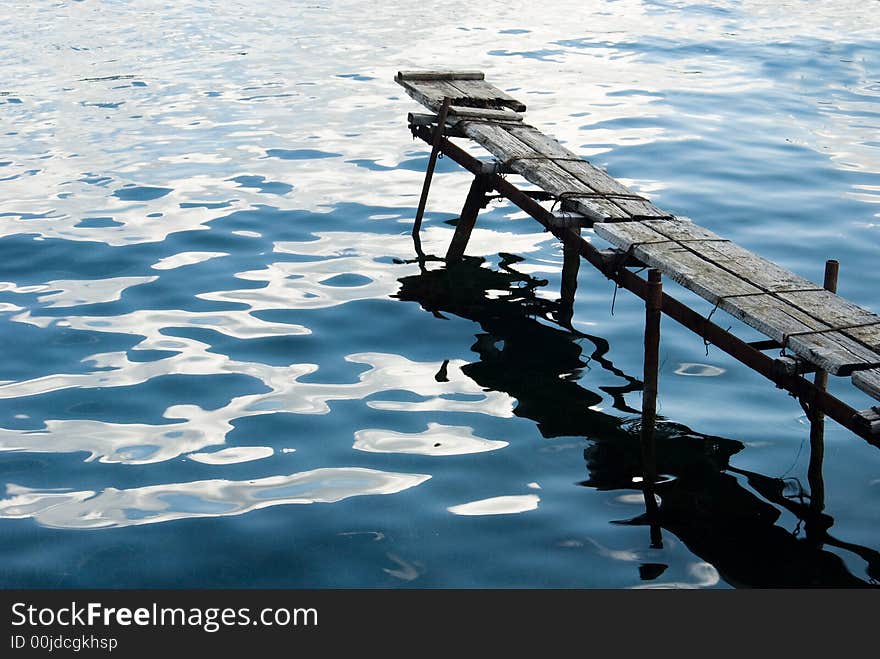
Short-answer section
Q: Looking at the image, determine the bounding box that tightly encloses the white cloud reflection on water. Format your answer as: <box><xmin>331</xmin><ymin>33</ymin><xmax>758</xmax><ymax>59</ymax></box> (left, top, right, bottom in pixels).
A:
<box><xmin>0</xmin><ymin>353</ymin><xmax>514</xmax><ymax>464</ymax></box>
<box><xmin>31</xmin><ymin>276</ymin><xmax>158</xmax><ymax>308</ymax></box>
<box><xmin>199</xmin><ymin>227</ymin><xmax>553</xmax><ymax>312</ymax></box>
<box><xmin>673</xmin><ymin>362</ymin><xmax>726</xmax><ymax>377</ymax></box>
<box><xmin>151</xmin><ymin>251</ymin><xmax>229</xmax><ymax>270</ymax></box>
<box><xmin>0</xmin><ymin>468</ymin><xmax>431</xmax><ymax>529</ymax></box>
<box><xmin>187</xmin><ymin>445</ymin><xmax>275</xmax><ymax>465</ymax></box>
<box><xmin>354</xmin><ymin>422</ymin><xmax>508</xmax><ymax>456</ymax></box>
<box><xmin>0</xmin><ymin>224</ymin><xmax>529</xmax><ymax>464</ymax></box>
<box><xmin>447</xmin><ymin>494</ymin><xmax>540</xmax><ymax>516</ymax></box>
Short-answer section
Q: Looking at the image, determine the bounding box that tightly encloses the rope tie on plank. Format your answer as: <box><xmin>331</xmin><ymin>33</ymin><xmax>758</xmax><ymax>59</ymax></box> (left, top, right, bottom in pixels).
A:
<box><xmin>501</xmin><ymin>156</ymin><xmax>587</xmax><ymax>167</ymax></box>
<box><xmin>607</xmin><ymin>241</ymin><xmax>672</xmax><ymax>315</ymax></box>
<box><xmin>780</xmin><ymin>319</ymin><xmax>880</xmax><ymax>354</ymax></box>
<box><xmin>700</xmin><ymin>289</ymin><xmax>827</xmax><ymax>357</ymax></box>
<box><xmin>550</xmin><ymin>190</ymin><xmax>663</xmax><ymax>221</ymax></box>
<box><xmin>604</xmin><ymin>240</ymin><xmax>674</xmax><ymax>279</ymax></box>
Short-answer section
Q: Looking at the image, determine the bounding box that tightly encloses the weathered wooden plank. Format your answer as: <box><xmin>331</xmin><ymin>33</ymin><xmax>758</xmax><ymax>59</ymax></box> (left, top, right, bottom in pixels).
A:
<box><xmin>642</xmin><ymin>219</ymin><xmax>823</xmax><ymax>293</ymax></box>
<box><xmin>853</xmin><ymin>369</ymin><xmax>880</xmax><ymax>401</ymax></box>
<box><xmin>407</xmin><ymin>112</ymin><xmax>467</xmax><ymax>137</ymax></box>
<box><xmin>597</xmin><ymin>248</ymin><xmax>643</xmax><ymax>269</ymax></box>
<box><xmin>854</xmin><ymin>407</ymin><xmax>880</xmax><ymax>434</ymax></box>
<box><xmin>461</xmin><ymin>122</ymin><xmax>626</xmax><ymax>220</ymax></box>
<box><xmin>396</xmin><ymin>71</ymin><xmax>485</xmax><ymax>81</ymax></box>
<box><xmin>396</xmin><ymin>75</ymin><xmax>526</xmax><ymax>113</ymax></box>
<box><xmin>462</xmin><ymin>120</ymin><xmax>532</xmax><ymax>158</ymax></box>
<box><xmin>730</xmin><ymin>295</ymin><xmax>880</xmax><ymax>375</ymax></box>
<box><xmin>596</xmin><ymin>220</ymin><xmax>764</xmax><ymax>302</ymax></box>
<box><xmin>595</xmin><ymin>220</ymin><xmax>880</xmax><ymax>375</ymax></box>
<box><xmin>446</xmin><ymin>79</ymin><xmax>526</xmax><ymax>112</ymax></box>
<box><xmin>397</xmin><ymin>79</ymin><xmax>468</xmax><ymax>112</ymax></box>
<box><xmin>777</xmin><ymin>289</ymin><xmax>880</xmax><ymax>353</ymax></box>
<box><xmin>447</xmin><ymin>106</ymin><xmax>523</xmax><ymax>121</ymax></box>
<box><xmin>641</xmin><ymin>218</ymin><xmax>880</xmax><ymax>358</ymax></box>
<box><xmin>504</xmin><ymin>124</ymin><xmax>578</xmax><ymax>159</ymax></box>
<box><xmin>637</xmin><ymin>217</ymin><xmax>723</xmax><ymax>241</ymax></box>
<box><xmin>524</xmin><ymin>160</ymin><xmax>631</xmax><ymax>220</ymax></box>
<box><xmin>547</xmin><ymin>212</ymin><xmax>592</xmax><ymax>228</ymax></box>
<box><xmin>506</xmin><ymin>125</ymin><xmax>666</xmax><ymax>218</ymax></box>
<box><xmin>774</xmin><ymin>355</ymin><xmax>818</xmax><ymax>376</ymax></box>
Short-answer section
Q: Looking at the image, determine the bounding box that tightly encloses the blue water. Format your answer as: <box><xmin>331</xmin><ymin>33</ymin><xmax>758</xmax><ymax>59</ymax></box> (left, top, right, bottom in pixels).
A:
<box><xmin>1</xmin><ymin>0</ymin><xmax>879</xmax><ymax>588</ymax></box>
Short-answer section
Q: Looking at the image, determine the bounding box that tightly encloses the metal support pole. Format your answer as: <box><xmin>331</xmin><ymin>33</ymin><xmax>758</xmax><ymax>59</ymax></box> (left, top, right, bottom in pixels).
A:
<box><xmin>641</xmin><ymin>269</ymin><xmax>663</xmax><ymax>549</ymax></box>
<box><xmin>808</xmin><ymin>259</ymin><xmax>839</xmax><ymax>520</ymax></box>
<box><xmin>556</xmin><ymin>228</ymin><xmax>581</xmax><ymax>329</ymax></box>
<box><xmin>445</xmin><ymin>174</ymin><xmax>490</xmax><ymax>262</ymax></box>
<box><xmin>412</xmin><ymin>97</ymin><xmax>452</xmax><ymax>238</ymax></box>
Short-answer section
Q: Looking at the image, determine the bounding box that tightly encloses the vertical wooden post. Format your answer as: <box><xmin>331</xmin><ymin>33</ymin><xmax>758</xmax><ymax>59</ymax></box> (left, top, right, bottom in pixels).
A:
<box><xmin>822</xmin><ymin>259</ymin><xmax>840</xmax><ymax>297</ymax></box>
<box><xmin>556</xmin><ymin>228</ymin><xmax>581</xmax><ymax>328</ymax></box>
<box><xmin>641</xmin><ymin>269</ymin><xmax>663</xmax><ymax>548</ymax></box>
<box><xmin>412</xmin><ymin>97</ymin><xmax>452</xmax><ymax>238</ymax></box>
<box><xmin>808</xmin><ymin>259</ymin><xmax>838</xmax><ymax>520</ymax></box>
<box><xmin>445</xmin><ymin>174</ymin><xmax>490</xmax><ymax>262</ymax></box>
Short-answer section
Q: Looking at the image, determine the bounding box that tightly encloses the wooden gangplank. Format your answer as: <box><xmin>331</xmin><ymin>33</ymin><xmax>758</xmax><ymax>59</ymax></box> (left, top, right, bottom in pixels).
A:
<box><xmin>395</xmin><ymin>71</ymin><xmax>880</xmax><ymax>412</ymax></box>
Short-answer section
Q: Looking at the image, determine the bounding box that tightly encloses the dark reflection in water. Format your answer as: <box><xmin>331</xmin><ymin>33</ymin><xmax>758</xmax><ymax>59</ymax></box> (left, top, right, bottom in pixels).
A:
<box><xmin>396</xmin><ymin>253</ymin><xmax>878</xmax><ymax>588</ymax></box>
<box><xmin>398</xmin><ymin>254</ymin><xmax>641</xmax><ymax>440</ymax></box>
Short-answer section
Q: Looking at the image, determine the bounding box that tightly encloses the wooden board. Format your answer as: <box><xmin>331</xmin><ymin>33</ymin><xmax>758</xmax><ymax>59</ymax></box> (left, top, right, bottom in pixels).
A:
<box><xmin>461</xmin><ymin>121</ymin><xmax>631</xmax><ymax>221</ymax></box>
<box><xmin>396</xmin><ymin>71</ymin><xmax>484</xmax><ymax>81</ymax></box>
<box><xmin>397</xmin><ymin>70</ymin><xmax>667</xmax><ymax>220</ymax></box>
<box><xmin>446</xmin><ymin>78</ymin><xmax>527</xmax><ymax>112</ymax></box>
<box><xmin>777</xmin><ymin>289</ymin><xmax>880</xmax><ymax>353</ymax></box>
<box><xmin>853</xmin><ymin>368</ymin><xmax>880</xmax><ymax>400</ymax></box>
<box><xmin>641</xmin><ymin>219</ymin><xmax>824</xmax><ymax>292</ymax></box>
<box><xmin>459</xmin><ymin>121</ymin><xmax>667</xmax><ymax>220</ymax></box>
<box><xmin>395</xmin><ymin>72</ymin><xmax>526</xmax><ymax>112</ymax></box>
<box><xmin>505</xmin><ymin>125</ymin><xmax>666</xmax><ymax>218</ymax></box>
<box><xmin>638</xmin><ymin>220</ymin><xmax>880</xmax><ymax>354</ymax></box>
<box><xmin>595</xmin><ymin>219</ymin><xmax>880</xmax><ymax>376</ymax></box>
<box><xmin>447</xmin><ymin>106</ymin><xmax>523</xmax><ymax>122</ymax></box>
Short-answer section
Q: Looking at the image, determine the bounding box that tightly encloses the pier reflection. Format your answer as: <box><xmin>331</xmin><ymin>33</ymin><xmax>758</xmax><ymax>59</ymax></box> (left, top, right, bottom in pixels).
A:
<box><xmin>396</xmin><ymin>253</ymin><xmax>879</xmax><ymax>587</ymax></box>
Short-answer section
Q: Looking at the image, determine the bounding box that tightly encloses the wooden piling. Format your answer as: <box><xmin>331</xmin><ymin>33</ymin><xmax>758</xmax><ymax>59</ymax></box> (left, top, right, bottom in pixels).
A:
<box><xmin>823</xmin><ymin>259</ymin><xmax>840</xmax><ymax>295</ymax></box>
<box><xmin>445</xmin><ymin>174</ymin><xmax>490</xmax><ymax>262</ymax></box>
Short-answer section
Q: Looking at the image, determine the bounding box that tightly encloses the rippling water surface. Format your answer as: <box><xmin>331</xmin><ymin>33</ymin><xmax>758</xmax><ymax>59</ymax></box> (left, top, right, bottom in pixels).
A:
<box><xmin>1</xmin><ymin>1</ymin><xmax>879</xmax><ymax>587</ymax></box>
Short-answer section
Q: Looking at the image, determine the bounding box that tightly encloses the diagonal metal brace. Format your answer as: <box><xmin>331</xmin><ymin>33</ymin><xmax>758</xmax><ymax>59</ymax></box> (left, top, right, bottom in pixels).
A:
<box><xmin>412</xmin><ymin>97</ymin><xmax>452</xmax><ymax>238</ymax></box>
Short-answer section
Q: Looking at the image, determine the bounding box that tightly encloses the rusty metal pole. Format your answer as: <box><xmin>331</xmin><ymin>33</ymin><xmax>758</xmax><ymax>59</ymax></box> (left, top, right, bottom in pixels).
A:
<box><xmin>809</xmin><ymin>259</ymin><xmax>839</xmax><ymax>519</ymax></box>
<box><xmin>412</xmin><ymin>97</ymin><xmax>452</xmax><ymax>238</ymax></box>
<box><xmin>556</xmin><ymin>228</ymin><xmax>581</xmax><ymax>329</ymax></box>
<box><xmin>641</xmin><ymin>269</ymin><xmax>663</xmax><ymax>548</ymax></box>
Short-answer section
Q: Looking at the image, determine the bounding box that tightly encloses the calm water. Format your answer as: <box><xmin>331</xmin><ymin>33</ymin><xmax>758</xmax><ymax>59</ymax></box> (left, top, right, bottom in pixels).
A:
<box><xmin>1</xmin><ymin>0</ymin><xmax>879</xmax><ymax>588</ymax></box>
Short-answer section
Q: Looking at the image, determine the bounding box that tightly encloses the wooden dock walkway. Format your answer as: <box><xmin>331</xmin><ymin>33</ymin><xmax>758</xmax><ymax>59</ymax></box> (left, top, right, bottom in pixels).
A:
<box><xmin>395</xmin><ymin>70</ymin><xmax>880</xmax><ymax>442</ymax></box>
